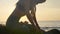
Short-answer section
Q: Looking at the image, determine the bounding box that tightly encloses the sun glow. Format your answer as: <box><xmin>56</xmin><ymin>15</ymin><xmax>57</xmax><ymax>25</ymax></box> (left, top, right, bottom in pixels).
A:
<box><xmin>0</xmin><ymin>0</ymin><xmax>60</xmax><ymax>22</ymax></box>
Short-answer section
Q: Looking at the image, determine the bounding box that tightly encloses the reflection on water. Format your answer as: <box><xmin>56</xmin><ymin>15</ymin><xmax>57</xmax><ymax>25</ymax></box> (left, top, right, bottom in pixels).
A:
<box><xmin>38</xmin><ymin>21</ymin><xmax>60</xmax><ymax>27</ymax></box>
<box><xmin>38</xmin><ymin>21</ymin><xmax>60</xmax><ymax>31</ymax></box>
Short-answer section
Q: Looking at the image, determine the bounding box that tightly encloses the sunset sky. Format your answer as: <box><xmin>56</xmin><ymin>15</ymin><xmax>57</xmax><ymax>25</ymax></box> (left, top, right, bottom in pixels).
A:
<box><xmin>0</xmin><ymin>0</ymin><xmax>60</xmax><ymax>22</ymax></box>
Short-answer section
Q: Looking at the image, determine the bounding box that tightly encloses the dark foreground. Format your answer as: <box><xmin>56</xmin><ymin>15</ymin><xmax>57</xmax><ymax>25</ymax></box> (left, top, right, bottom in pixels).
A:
<box><xmin>0</xmin><ymin>22</ymin><xmax>60</xmax><ymax>34</ymax></box>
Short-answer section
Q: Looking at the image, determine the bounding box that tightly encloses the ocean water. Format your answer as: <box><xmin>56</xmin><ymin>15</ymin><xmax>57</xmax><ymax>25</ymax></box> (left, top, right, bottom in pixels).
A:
<box><xmin>41</xmin><ymin>27</ymin><xmax>60</xmax><ymax>31</ymax></box>
<box><xmin>38</xmin><ymin>21</ymin><xmax>60</xmax><ymax>31</ymax></box>
<box><xmin>0</xmin><ymin>21</ymin><xmax>60</xmax><ymax>31</ymax></box>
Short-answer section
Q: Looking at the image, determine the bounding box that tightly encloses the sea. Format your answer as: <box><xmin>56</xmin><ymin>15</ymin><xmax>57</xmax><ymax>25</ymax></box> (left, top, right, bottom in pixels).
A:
<box><xmin>38</xmin><ymin>21</ymin><xmax>60</xmax><ymax>31</ymax></box>
<box><xmin>0</xmin><ymin>21</ymin><xmax>60</xmax><ymax>31</ymax></box>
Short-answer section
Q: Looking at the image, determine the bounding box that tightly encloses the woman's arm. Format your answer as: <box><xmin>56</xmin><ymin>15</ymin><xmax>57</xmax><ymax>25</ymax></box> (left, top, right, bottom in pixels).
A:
<box><xmin>31</xmin><ymin>6</ymin><xmax>40</xmax><ymax>30</ymax></box>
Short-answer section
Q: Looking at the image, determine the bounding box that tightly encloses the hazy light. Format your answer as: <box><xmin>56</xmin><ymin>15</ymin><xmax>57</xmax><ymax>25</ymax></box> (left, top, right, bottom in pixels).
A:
<box><xmin>0</xmin><ymin>0</ymin><xmax>60</xmax><ymax>22</ymax></box>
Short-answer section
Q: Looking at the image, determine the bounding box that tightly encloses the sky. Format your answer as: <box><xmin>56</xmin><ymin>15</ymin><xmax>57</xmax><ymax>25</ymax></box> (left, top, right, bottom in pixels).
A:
<box><xmin>0</xmin><ymin>0</ymin><xmax>60</xmax><ymax>22</ymax></box>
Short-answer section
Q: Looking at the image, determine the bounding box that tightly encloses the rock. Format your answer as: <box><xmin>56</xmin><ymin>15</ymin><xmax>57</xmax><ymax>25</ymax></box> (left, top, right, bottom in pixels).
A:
<box><xmin>46</xmin><ymin>29</ymin><xmax>60</xmax><ymax>34</ymax></box>
<box><xmin>0</xmin><ymin>24</ymin><xmax>8</xmax><ymax>34</ymax></box>
<box><xmin>0</xmin><ymin>21</ymin><xmax>44</xmax><ymax>34</ymax></box>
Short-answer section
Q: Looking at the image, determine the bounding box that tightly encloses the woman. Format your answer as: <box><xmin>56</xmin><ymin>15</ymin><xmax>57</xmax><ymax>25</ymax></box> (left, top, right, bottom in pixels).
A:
<box><xmin>6</xmin><ymin>0</ymin><xmax>46</xmax><ymax>34</ymax></box>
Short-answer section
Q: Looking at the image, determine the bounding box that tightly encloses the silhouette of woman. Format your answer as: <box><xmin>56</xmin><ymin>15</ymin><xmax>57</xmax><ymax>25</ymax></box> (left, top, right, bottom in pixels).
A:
<box><xmin>6</xmin><ymin>0</ymin><xmax>46</xmax><ymax>33</ymax></box>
